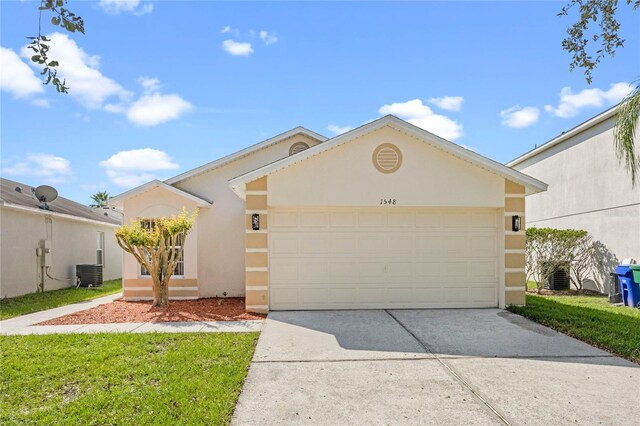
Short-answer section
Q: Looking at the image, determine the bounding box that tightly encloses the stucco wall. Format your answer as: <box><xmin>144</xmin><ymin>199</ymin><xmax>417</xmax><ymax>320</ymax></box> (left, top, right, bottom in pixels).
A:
<box><xmin>269</xmin><ymin>125</ymin><xmax>505</xmax><ymax>208</ymax></box>
<box><xmin>512</xmin><ymin>115</ymin><xmax>640</xmax><ymax>292</ymax></box>
<box><xmin>121</xmin><ymin>133</ymin><xmax>322</xmax><ymax>298</ymax></box>
<box><xmin>0</xmin><ymin>207</ymin><xmax>121</xmax><ymax>298</ymax></box>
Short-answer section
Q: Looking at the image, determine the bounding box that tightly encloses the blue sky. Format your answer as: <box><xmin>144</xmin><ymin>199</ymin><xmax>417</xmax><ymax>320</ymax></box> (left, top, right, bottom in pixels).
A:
<box><xmin>1</xmin><ymin>1</ymin><xmax>639</xmax><ymax>204</ymax></box>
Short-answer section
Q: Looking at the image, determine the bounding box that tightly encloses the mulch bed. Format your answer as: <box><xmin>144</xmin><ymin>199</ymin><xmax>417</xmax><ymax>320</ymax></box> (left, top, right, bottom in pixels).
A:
<box><xmin>38</xmin><ymin>297</ymin><xmax>265</xmax><ymax>325</ymax></box>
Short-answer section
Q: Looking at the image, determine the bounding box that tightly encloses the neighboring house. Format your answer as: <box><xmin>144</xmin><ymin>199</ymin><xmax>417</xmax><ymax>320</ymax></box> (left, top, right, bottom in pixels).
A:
<box><xmin>507</xmin><ymin>105</ymin><xmax>640</xmax><ymax>293</ymax></box>
<box><xmin>110</xmin><ymin>115</ymin><xmax>547</xmax><ymax>313</ymax></box>
<box><xmin>0</xmin><ymin>178</ymin><xmax>122</xmax><ymax>298</ymax></box>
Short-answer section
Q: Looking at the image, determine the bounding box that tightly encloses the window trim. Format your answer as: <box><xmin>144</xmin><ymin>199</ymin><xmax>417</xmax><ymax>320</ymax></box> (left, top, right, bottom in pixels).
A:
<box><xmin>138</xmin><ymin>218</ymin><xmax>185</xmax><ymax>278</ymax></box>
<box><xmin>96</xmin><ymin>231</ymin><xmax>105</xmax><ymax>266</ymax></box>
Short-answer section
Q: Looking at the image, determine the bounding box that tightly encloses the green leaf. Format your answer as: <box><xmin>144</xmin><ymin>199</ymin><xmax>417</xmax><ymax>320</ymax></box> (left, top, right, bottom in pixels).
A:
<box><xmin>31</xmin><ymin>55</ymin><xmax>41</xmax><ymax>62</ymax></box>
<box><xmin>51</xmin><ymin>16</ymin><xmax>61</xmax><ymax>26</ymax></box>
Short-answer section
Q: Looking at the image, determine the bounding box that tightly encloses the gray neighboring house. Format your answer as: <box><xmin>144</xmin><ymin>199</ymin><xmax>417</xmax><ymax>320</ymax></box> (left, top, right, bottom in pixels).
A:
<box><xmin>507</xmin><ymin>105</ymin><xmax>640</xmax><ymax>293</ymax></box>
<box><xmin>0</xmin><ymin>178</ymin><xmax>122</xmax><ymax>298</ymax></box>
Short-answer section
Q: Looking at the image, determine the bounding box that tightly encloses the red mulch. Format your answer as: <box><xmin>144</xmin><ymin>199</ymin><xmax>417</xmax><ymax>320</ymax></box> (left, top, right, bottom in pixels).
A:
<box><xmin>38</xmin><ymin>298</ymin><xmax>265</xmax><ymax>325</ymax></box>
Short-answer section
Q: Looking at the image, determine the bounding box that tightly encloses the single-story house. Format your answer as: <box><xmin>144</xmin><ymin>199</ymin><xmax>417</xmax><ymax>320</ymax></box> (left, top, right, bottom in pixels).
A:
<box><xmin>507</xmin><ymin>104</ymin><xmax>640</xmax><ymax>292</ymax></box>
<box><xmin>0</xmin><ymin>178</ymin><xmax>122</xmax><ymax>298</ymax></box>
<box><xmin>110</xmin><ymin>115</ymin><xmax>547</xmax><ymax>313</ymax></box>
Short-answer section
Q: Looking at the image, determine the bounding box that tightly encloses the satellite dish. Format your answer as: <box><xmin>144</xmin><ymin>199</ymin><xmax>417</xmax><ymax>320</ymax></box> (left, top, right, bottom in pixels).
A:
<box><xmin>35</xmin><ymin>185</ymin><xmax>58</xmax><ymax>203</ymax></box>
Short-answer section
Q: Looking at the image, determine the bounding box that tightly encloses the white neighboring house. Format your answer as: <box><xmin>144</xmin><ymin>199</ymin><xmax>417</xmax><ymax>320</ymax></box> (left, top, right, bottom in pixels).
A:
<box><xmin>507</xmin><ymin>105</ymin><xmax>640</xmax><ymax>292</ymax></box>
<box><xmin>0</xmin><ymin>178</ymin><xmax>122</xmax><ymax>298</ymax></box>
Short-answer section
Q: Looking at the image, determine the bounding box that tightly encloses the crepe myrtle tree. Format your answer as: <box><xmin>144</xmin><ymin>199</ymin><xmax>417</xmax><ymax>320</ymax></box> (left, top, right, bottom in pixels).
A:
<box><xmin>116</xmin><ymin>208</ymin><xmax>198</xmax><ymax>307</ymax></box>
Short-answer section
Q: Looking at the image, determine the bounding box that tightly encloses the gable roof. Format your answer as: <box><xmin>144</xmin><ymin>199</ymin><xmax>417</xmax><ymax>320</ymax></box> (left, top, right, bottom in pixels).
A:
<box><xmin>507</xmin><ymin>104</ymin><xmax>619</xmax><ymax>167</ymax></box>
<box><xmin>108</xmin><ymin>180</ymin><xmax>213</xmax><ymax>207</ymax></box>
<box><xmin>165</xmin><ymin>126</ymin><xmax>327</xmax><ymax>185</ymax></box>
<box><xmin>0</xmin><ymin>177</ymin><xmax>121</xmax><ymax>226</ymax></box>
<box><xmin>229</xmin><ymin>115</ymin><xmax>548</xmax><ymax>197</ymax></box>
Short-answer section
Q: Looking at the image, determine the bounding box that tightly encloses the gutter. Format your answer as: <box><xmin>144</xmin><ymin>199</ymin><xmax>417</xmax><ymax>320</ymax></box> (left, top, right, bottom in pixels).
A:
<box><xmin>0</xmin><ymin>201</ymin><xmax>121</xmax><ymax>228</ymax></box>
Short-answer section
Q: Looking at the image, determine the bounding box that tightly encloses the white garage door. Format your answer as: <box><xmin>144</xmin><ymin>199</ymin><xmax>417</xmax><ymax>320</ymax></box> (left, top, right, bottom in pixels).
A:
<box><xmin>269</xmin><ymin>207</ymin><xmax>499</xmax><ymax>310</ymax></box>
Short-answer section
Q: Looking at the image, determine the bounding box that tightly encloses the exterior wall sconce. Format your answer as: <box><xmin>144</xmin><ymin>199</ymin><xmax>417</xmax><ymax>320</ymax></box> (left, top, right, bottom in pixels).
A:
<box><xmin>252</xmin><ymin>213</ymin><xmax>260</xmax><ymax>230</ymax></box>
<box><xmin>512</xmin><ymin>215</ymin><xmax>521</xmax><ymax>232</ymax></box>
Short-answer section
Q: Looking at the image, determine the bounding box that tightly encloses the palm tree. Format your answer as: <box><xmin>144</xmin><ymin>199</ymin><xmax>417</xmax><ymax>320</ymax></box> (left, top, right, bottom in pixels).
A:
<box><xmin>615</xmin><ymin>85</ymin><xmax>640</xmax><ymax>187</ymax></box>
<box><xmin>90</xmin><ymin>191</ymin><xmax>111</xmax><ymax>208</ymax></box>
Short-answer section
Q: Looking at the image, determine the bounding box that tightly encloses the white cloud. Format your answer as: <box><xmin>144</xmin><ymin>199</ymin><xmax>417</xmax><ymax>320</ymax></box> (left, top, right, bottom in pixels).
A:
<box><xmin>99</xmin><ymin>148</ymin><xmax>179</xmax><ymax>188</ymax></box>
<box><xmin>2</xmin><ymin>153</ymin><xmax>72</xmax><ymax>184</ymax></box>
<box><xmin>21</xmin><ymin>33</ymin><xmax>131</xmax><ymax>109</ymax></box>
<box><xmin>122</xmin><ymin>77</ymin><xmax>192</xmax><ymax>126</ymax></box>
<box><xmin>327</xmin><ymin>124</ymin><xmax>353</xmax><ymax>135</ymax></box>
<box><xmin>428</xmin><ymin>96</ymin><xmax>464</xmax><ymax>112</ymax></box>
<box><xmin>500</xmin><ymin>105</ymin><xmax>540</xmax><ymax>128</ymax></box>
<box><xmin>259</xmin><ymin>31</ymin><xmax>278</xmax><ymax>45</ymax></box>
<box><xmin>378</xmin><ymin>99</ymin><xmax>464</xmax><ymax>141</ymax></box>
<box><xmin>98</xmin><ymin>0</ymin><xmax>153</xmax><ymax>15</ymax></box>
<box><xmin>138</xmin><ymin>76</ymin><xmax>161</xmax><ymax>94</ymax></box>
<box><xmin>0</xmin><ymin>46</ymin><xmax>44</xmax><ymax>98</ymax></box>
<box><xmin>544</xmin><ymin>82</ymin><xmax>633</xmax><ymax>118</ymax></box>
<box><xmin>222</xmin><ymin>39</ymin><xmax>254</xmax><ymax>56</ymax></box>
<box><xmin>221</xmin><ymin>25</ymin><xmax>238</xmax><ymax>35</ymax></box>
<box><xmin>127</xmin><ymin>93</ymin><xmax>192</xmax><ymax>127</ymax></box>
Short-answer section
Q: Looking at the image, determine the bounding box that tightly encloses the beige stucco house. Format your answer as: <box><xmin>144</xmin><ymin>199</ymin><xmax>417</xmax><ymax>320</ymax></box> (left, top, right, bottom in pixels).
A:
<box><xmin>0</xmin><ymin>178</ymin><xmax>122</xmax><ymax>298</ymax></box>
<box><xmin>508</xmin><ymin>105</ymin><xmax>640</xmax><ymax>292</ymax></box>
<box><xmin>111</xmin><ymin>115</ymin><xmax>547</xmax><ymax>313</ymax></box>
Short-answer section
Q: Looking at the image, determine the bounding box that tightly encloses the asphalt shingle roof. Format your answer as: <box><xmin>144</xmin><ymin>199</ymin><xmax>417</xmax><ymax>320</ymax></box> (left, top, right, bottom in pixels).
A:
<box><xmin>0</xmin><ymin>178</ymin><xmax>121</xmax><ymax>225</ymax></box>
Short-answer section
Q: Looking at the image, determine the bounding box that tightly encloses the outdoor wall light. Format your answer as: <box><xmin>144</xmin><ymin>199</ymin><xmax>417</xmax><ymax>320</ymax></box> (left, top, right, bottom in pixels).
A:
<box><xmin>512</xmin><ymin>215</ymin><xmax>521</xmax><ymax>232</ymax></box>
<box><xmin>252</xmin><ymin>213</ymin><xmax>260</xmax><ymax>230</ymax></box>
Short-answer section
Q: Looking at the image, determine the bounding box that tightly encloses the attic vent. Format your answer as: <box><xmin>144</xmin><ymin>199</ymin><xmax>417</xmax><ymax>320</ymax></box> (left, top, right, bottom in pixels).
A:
<box><xmin>289</xmin><ymin>142</ymin><xmax>309</xmax><ymax>156</ymax></box>
<box><xmin>373</xmin><ymin>143</ymin><xmax>402</xmax><ymax>174</ymax></box>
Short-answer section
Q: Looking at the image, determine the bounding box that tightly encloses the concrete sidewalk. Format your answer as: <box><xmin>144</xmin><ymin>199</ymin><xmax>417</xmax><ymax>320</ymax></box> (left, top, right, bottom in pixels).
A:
<box><xmin>0</xmin><ymin>293</ymin><xmax>263</xmax><ymax>335</ymax></box>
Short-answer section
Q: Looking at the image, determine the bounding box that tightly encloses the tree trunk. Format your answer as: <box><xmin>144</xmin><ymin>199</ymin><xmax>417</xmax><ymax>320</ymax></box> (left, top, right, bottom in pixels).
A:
<box><xmin>151</xmin><ymin>277</ymin><xmax>169</xmax><ymax>307</ymax></box>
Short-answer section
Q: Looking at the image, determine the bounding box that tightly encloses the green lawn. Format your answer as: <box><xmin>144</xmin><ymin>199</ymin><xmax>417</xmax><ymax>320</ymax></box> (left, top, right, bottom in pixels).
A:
<box><xmin>508</xmin><ymin>293</ymin><xmax>640</xmax><ymax>364</ymax></box>
<box><xmin>0</xmin><ymin>333</ymin><xmax>258</xmax><ymax>425</ymax></box>
<box><xmin>0</xmin><ymin>279</ymin><xmax>122</xmax><ymax>321</ymax></box>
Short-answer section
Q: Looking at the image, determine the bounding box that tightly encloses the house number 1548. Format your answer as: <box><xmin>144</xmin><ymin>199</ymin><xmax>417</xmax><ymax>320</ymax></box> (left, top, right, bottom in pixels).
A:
<box><xmin>380</xmin><ymin>199</ymin><xmax>397</xmax><ymax>205</ymax></box>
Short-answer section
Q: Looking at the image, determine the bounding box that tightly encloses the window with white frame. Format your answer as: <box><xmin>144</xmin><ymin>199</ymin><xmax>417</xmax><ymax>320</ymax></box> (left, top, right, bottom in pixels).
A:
<box><xmin>96</xmin><ymin>231</ymin><xmax>105</xmax><ymax>266</ymax></box>
<box><xmin>139</xmin><ymin>219</ymin><xmax>184</xmax><ymax>277</ymax></box>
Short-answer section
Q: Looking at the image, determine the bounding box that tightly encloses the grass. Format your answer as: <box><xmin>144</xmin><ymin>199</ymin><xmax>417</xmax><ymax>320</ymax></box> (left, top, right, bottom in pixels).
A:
<box><xmin>508</xmin><ymin>293</ymin><xmax>640</xmax><ymax>364</ymax></box>
<box><xmin>0</xmin><ymin>333</ymin><xmax>258</xmax><ymax>425</ymax></box>
<box><xmin>0</xmin><ymin>279</ymin><xmax>122</xmax><ymax>321</ymax></box>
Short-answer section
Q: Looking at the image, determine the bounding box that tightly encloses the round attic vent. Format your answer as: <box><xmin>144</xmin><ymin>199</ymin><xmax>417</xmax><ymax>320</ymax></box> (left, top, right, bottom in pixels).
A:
<box><xmin>289</xmin><ymin>142</ymin><xmax>309</xmax><ymax>155</ymax></box>
<box><xmin>373</xmin><ymin>143</ymin><xmax>402</xmax><ymax>174</ymax></box>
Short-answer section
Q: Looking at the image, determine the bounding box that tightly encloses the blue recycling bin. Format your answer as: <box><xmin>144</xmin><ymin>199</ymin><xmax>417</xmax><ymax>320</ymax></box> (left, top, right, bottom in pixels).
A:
<box><xmin>614</xmin><ymin>265</ymin><xmax>635</xmax><ymax>307</ymax></box>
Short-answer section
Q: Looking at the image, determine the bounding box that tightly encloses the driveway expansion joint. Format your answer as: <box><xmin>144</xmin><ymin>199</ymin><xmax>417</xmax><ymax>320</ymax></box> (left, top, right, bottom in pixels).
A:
<box><xmin>384</xmin><ymin>309</ymin><xmax>513</xmax><ymax>426</ymax></box>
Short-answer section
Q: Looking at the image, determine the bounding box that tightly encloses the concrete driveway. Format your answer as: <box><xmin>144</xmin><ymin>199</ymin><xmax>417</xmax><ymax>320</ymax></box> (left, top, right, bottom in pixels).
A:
<box><xmin>232</xmin><ymin>309</ymin><xmax>639</xmax><ymax>425</ymax></box>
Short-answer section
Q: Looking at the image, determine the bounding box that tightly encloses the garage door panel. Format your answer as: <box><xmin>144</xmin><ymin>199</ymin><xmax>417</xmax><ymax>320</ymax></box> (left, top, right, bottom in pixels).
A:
<box><xmin>471</xmin><ymin>211</ymin><xmax>498</xmax><ymax>228</ymax></box>
<box><xmin>358</xmin><ymin>212</ymin><xmax>386</xmax><ymax>227</ymax></box>
<box><xmin>299</xmin><ymin>211</ymin><xmax>328</xmax><ymax>227</ymax></box>
<box><xmin>271</xmin><ymin>210</ymin><xmax>298</xmax><ymax>227</ymax></box>
<box><xmin>359</xmin><ymin>236</ymin><xmax>387</xmax><ymax>254</ymax></box>
<box><xmin>388</xmin><ymin>236</ymin><xmax>413</xmax><ymax>254</ymax></box>
<box><xmin>470</xmin><ymin>287</ymin><xmax>497</xmax><ymax>303</ymax></box>
<box><xmin>269</xmin><ymin>207</ymin><xmax>499</xmax><ymax>310</ymax></box>
<box><xmin>330</xmin><ymin>212</ymin><xmax>357</xmax><ymax>227</ymax></box>
<box><xmin>271</xmin><ymin>237</ymin><xmax>298</xmax><ymax>254</ymax></box>
<box><xmin>331</xmin><ymin>237</ymin><xmax>358</xmax><ymax>254</ymax></box>
<box><xmin>271</xmin><ymin>261</ymin><xmax>299</xmax><ymax>281</ymax></box>
<box><xmin>300</xmin><ymin>237</ymin><xmax>329</xmax><ymax>254</ymax></box>
<box><xmin>388</xmin><ymin>212</ymin><xmax>413</xmax><ymax>227</ymax></box>
<box><xmin>299</xmin><ymin>262</ymin><xmax>329</xmax><ymax>280</ymax></box>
